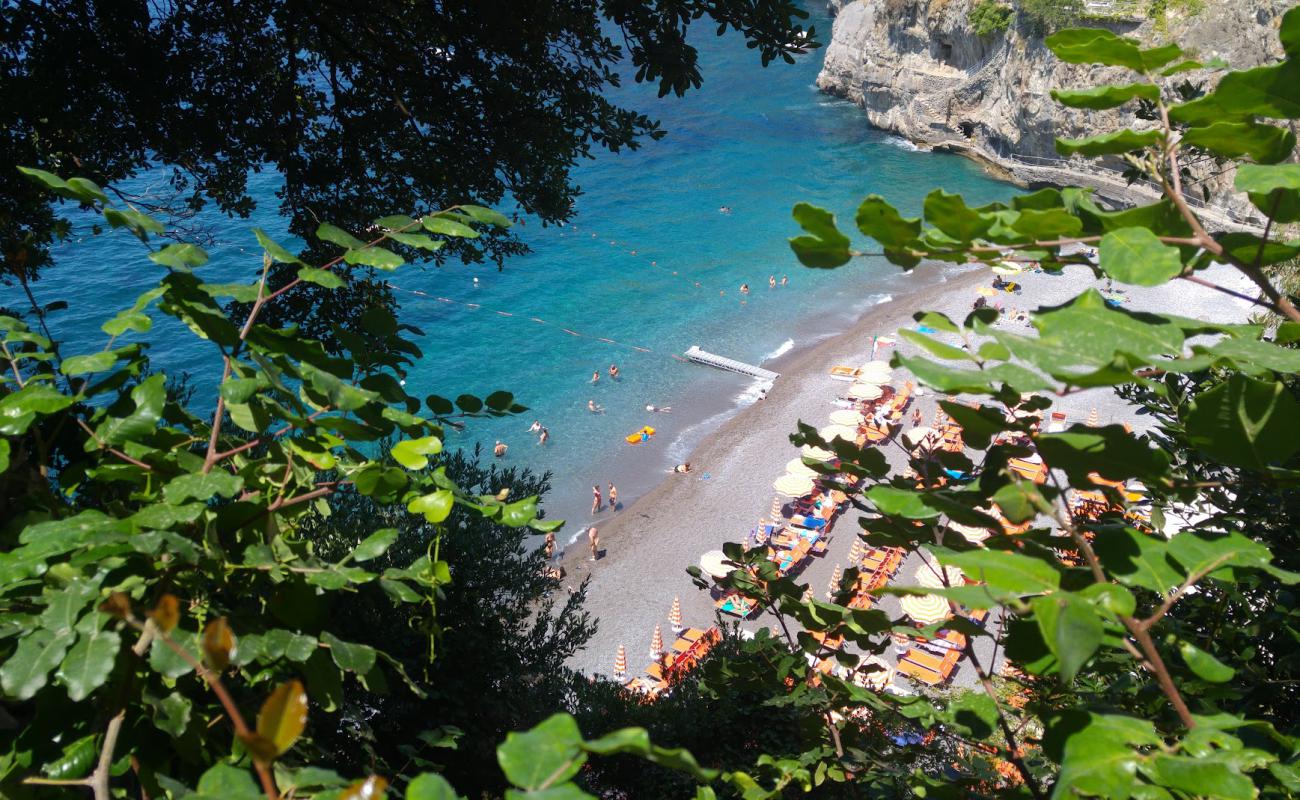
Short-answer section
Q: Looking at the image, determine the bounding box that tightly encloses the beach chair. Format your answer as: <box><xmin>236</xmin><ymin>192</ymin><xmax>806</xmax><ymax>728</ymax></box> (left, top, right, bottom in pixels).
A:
<box><xmin>896</xmin><ymin>656</ymin><xmax>943</xmax><ymax>686</ymax></box>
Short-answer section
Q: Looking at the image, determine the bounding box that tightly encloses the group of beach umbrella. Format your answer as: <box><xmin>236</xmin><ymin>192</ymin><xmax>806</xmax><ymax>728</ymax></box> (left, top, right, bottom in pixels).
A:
<box><xmin>614</xmin><ymin>597</ymin><xmax>685</xmax><ymax>680</ymax></box>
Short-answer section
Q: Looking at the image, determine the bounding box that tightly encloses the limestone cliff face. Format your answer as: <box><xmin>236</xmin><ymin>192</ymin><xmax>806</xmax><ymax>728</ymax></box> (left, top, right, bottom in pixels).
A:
<box><xmin>817</xmin><ymin>0</ymin><xmax>1290</xmax><ymax>221</ymax></box>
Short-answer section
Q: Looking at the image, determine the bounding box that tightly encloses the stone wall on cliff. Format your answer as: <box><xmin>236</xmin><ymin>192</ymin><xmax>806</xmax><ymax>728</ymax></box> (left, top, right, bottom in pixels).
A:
<box><xmin>817</xmin><ymin>0</ymin><xmax>1291</xmax><ymax>223</ymax></box>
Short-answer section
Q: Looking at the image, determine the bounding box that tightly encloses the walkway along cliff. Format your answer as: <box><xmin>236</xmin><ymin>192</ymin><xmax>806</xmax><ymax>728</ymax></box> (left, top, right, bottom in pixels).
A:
<box><xmin>817</xmin><ymin>0</ymin><xmax>1292</xmax><ymax>228</ymax></box>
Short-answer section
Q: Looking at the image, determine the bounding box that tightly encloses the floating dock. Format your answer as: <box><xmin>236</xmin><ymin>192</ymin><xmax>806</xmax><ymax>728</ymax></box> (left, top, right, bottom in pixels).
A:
<box><xmin>683</xmin><ymin>346</ymin><xmax>779</xmax><ymax>382</ymax></box>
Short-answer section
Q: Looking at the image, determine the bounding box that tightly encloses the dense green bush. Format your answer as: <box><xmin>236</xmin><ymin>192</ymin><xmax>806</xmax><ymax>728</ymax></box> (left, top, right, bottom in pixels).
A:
<box><xmin>970</xmin><ymin>1</ymin><xmax>1014</xmax><ymax>37</ymax></box>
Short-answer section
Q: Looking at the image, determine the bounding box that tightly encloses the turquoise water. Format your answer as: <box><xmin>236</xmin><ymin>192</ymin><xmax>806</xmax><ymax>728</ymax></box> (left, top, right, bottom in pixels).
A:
<box><xmin>6</xmin><ymin>4</ymin><xmax>1012</xmax><ymax>530</ymax></box>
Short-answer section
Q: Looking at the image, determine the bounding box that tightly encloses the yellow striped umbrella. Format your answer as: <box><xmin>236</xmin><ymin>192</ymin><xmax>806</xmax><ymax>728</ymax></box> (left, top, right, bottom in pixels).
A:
<box><xmin>650</xmin><ymin>625</ymin><xmax>664</xmax><ymax>660</ymax></box>
<box><xmin>829</xmin><ymin>409</ymin><xmax>865</xmax><ymax>427</ymax></box>
<box><xmin>669</xmin><ymin>597</ymin><xmax>683</xmax><ymax>633</ymax></box>
<box><xmin>614</xmin><ymin>644</ymin><xmax>627</xmax><ymax>678</ymax></box>
<box><xmin>801</xmin><ymin>443</ymin><xmax>835</xmax><ymax>461</ymax></box>
<box><xmin>849</xmin><ymin>382</ymin><xmax>884</xmax><ymax>400</ymax></box>
<box><xmin>801</xmin><ymin>585</ymin><xmax>814</xmax><ymax>602</ymax></box>
<box><xmin>785</xmin><ymin>458</ymin><xmax>819</xmax><ymax>479</ymax></box>
<box><xmin>915</xmin><ymin>562</ymin><xmax>964</xmax><ymax>589</ymax></box>
<box><xmin>932</xmin><ymin>407</ymin><xmax>947</xmax><ymax>427</ymax></box>
<box><xmin>770</xmin><ymin>495</ymin><xmax>785</xmax><ymax>520</ymax></box>
<box><xmin>848</xmin><ymin>538</ymin><xmax>864</xmax><ymax>566</ymax></box>
<box><xmin>1087</xmin><ymin>407</ymin><xmax>1099</xmax><ymax>427</ymax></box>
<box><xmin>773</xmin><ymin>473</ymin><xmax>815</xmax><ymax>498</ymax></box>
<box><xmin>900</xmin><ymin>592</ymin><xmax>952</xmax><ymax>625</ymax></box>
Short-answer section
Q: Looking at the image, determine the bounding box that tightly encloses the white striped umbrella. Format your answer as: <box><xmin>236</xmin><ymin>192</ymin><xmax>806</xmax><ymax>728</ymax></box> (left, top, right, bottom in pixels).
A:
<box><xmin>1087</xmin><ymin>407</ymin><xmax>1099</xmax><ymax>427</ymax></box>
<box><xmin>856</xmin><ymin>655</ymin><xmax>895</xmax><ymax>690</ymax></box>
<box><xmin>785</xmin><ymin>458</ymin><xmax>819</xmax><ymax>478</ymax></box>
<box><xmin>903</xmin><ymin>426</ymin><xmax>937</xmax><ymax>449</ymax></box>
<box><xmin>859</xmin><ymin>360</ymin><xmax>891</xmax><ymax>373</ymax></box>
<box><xmin>770</xmin><ymin>495</ymin><xmax>784</xmax><ymax>520</ymax></box>
<box><xmin>948</xmin><ymin>522</ymin><xmax>990</xmax><ymax>545</ymax></box>
<box><xmin>900</xmin><ymin>592</ymin><xmax>952</xmax><ymax>625</ymax></box>
<box><xmin>669</xmin><ymin>597</ymin><xmax>683</xmax><ymax>633</ymax></box>
<box><xmin>826</xmin><ymin>563</ymin><xmax>843</xmax><ymax>599</ymax></box>
<box><xmin>847</xmin><ymin>538</ymin><xmax>864</xmax><ymax>566</ymax></box>
<box><xmin>819</xmin><ymin>424</ymin><xmax>859</xmax><ymax>444</ymax></box>
<box><xmin>801</xmin><ymin>585</ymin><xmax>814</xmax><ymax>602</ymax></box>
<box><xmin>773</xmin><ymin>473</ymin><xmax>815</xmax><ymax>498</ymax></box>
<box><xmin>650</xmin><ymin>625</ymin><xmax>664</xmax><ymax>660</ymax></box>
<box><xmin>849</xmin><ymin>383</ymin><xmax>884</xmax><ymax>400</ymax></box>
<box><xmin>614</xmin><ymin>644</ymin><xmax>627</xmax><ymax>678</ymax></box>
<box><xmin>915</xmin><ymin>562</ymin><xmax>964</xmax><ymax>589</ymax></box>
<box><xmin>801</xmin><ymin>444</ymin><xmax>835</xmax><ymax>461</ymax></box>
<box><xmin>699</xmin><ymin>550</ymin><xmax>731</xmax><ymax>579</ymax></box>
<box><xmin>829</xmin><ymin>409</ymin><xmax>865</xmax><ymax>426</ymax></box>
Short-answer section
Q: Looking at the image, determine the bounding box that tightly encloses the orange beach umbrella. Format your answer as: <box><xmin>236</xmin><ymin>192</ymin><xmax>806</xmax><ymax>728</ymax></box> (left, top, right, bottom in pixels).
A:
<box><xmin>650</xmin><ymin>625</ymin><xmax>664</xmax><ymax>660</ymax></box>
<box><xmin>614</xmin><ymin>645</ymin><xmax>627</xmax><ymax>678</ymax></box>
<box><xmin>669</xmin><ymin>597</ymin><xmax>683</xmax><ymax>633</ymax></box>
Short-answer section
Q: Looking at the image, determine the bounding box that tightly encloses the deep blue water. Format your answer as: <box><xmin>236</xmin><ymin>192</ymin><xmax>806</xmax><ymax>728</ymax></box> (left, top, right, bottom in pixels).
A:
<box><xmin>8</xmin><ymin>4</ymin><xmax>1012</xmax><ymax>530</ymax></box>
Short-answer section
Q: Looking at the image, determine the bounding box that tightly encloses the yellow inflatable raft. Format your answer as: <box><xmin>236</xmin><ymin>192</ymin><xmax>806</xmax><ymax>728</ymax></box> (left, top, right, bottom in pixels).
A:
<box><xmin>625</xmin><ymin>426</ymin><xmax>656</xmax><ymax>444</ymax></box>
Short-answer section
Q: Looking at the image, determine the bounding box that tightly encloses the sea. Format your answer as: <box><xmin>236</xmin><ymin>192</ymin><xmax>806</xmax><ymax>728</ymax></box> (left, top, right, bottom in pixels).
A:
<box><xmin>7</xmin><ymin>3</ymin><xmax>1013</xmax><ymax>538</ymax></box>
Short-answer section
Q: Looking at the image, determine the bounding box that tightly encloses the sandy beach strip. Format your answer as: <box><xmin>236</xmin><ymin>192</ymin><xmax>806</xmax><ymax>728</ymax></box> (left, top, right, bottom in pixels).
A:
<box><xmin>560</xmin><ymin>257</ymin><xmax>1258</xmax><ymax>680</ymax></box>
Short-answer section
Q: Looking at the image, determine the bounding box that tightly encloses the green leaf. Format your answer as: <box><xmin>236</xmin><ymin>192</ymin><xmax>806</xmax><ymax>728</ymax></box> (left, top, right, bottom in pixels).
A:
<box><xmin>321</xmin><ymin>632</ymin><xmax>376</xmax><ymax>673</ymax></box>
<box><xmin>388</xmin><ymin>232</ymin><xmax>445</xmax><ymax>251</ymax></box>
<box><xmin>96</xmin><ymin>374</ymin><xmax>165</xmax><ymax>447</ymax></box>
<box><xmin>460</xmin><ymin>205</ymin><xmax>512</xmax><ymax>228</ymax></box>
<box><xmin>253</xmin><ymin>228</ymin><xmax>304</xmax><ymax>264</ymax></box>
<box><xmin>897</xmin><ymin>329</ymin><xmax>971</xmax><ymax>361</ymax></box>
<box><xmin>374</xmin><ymin>214</ymin><xmax>416</xmax><ymax>230</ymax></box>
<box><xmin>1092</xmin><ymin>526</ymin><xmax>1183</xmax><ymax>593</ymax></box>
<box><xmin>1</xmin><ymin>629</ymin><xmax>75</xmax><ymax>699</ymax></box>
<box><xmin>344</xmin><ymin>246</ymin><xmax>404</xmax><ymax>270</ymax></box>
<box><xmin>391</xmin><ymin>436</ymin><xmax>443</xmax><ymax>470</ymax></box>
<box><xmin>1036</xmin><ymin>425</ymin><xmax>1170</xmax><ymax>484</ymax></box>
<box><xmin>408</xmin><ymin>490</ymin><xmax>454</xmax><ymax>523</ymax></box>
<box><xmin>1056</xmin><ymin>128</ymin><xmax>1163</xmax><ymax>158</ymax></box>
<box><xmin>947</xmin><ymin>692</ymin><xmax>998</xmax><ymax>739</ymax></box>
<box><xmin>103</xmin><ymin>208</ymin><xmax>165</xmax><ymax>239</ymax></box>
<box><xmin>922</xmin><ymin>189</ymin><xmax>992</xmax><ymax>242</ymax></box>
<box><xmin>18</xmin><ymin>167</ymin><xmax>107</xmax><ymax>204</ymax></box>
<box><xmin>60</xmin><ymin>351</ymin><xmax>118</xmax><ymax>376</ymax></box>
<box><xmin>1183</xmin><ymin>122</ymin><xmax>1297</xmax><ymax>165</ymax></box>
<box><xmin>1166</xmin><ymin>530</ymin><xmax>1273</xmax><ymax>577</ymax></box>
<box><xmin>788</xmin><ymin>202</ymin><xmax>852</xmax><ymax>268</ymax></box>
<box><xmin>351</xmin><ymin>529</ymin><xmax>399</xmax><ymax>563</ymax></box>
<box><xmin>1045</xmin><ymin>28</ymin><xmax>1145</xmax><ymax>71</ymax></box>
<box><xmin>102</xmin><ymin>310</ymin><xmax>152</xmax><ymax>336</ymax></box>
<box><xmin>940</xmin><ymin>550</ymin><xmax>1060</xmax><ymax>594</ymax></box>
<box><xmin>1055</xmin><ymin>714</ymin><xmax>1160</xmax><ymax>799</ymax></box>
<box><xmin>1031</xmin><ymin>594</ymin><xmax>1102</xmax><ymax>683</ymax></box>
<box><xmin>854</xmin><ymin>196</ymin><xmax>920</xmax><ymax>249</ymax></box>
<box><xmin>199</xmin><ymin>282</ymin><xmax>262</xmax><ymax>302</ymax></box>
<box><xmin>150</xmin><ymin>693</ymin><xmax>192</xmax><ymax>737</ymax></box>
<box><xmin>149</xmin><ymin>243</ymin><xmax>209</xmax><ymax>270</ymax></box>
<box><xmin>1185</xmin><ymin>373</ymin><xmax>1300</xmax><ymax>469</ymax></box>
<box><xmin>499</xmin><ymin>497</ymin><xmax>539</xmax><ymax>528</ymax></box>
<box><xmin>1148</xmin><ymin>754</ymin><xmax>1256</xmax><ymax>800</ymax></box>
<box><xmin>1098</xmin><ymin>227</ymin><xmax>1184</xmax><ymax>287</ymax></box>
<box><xmin>194</xmin><ymin>763</ymin><xmax>263</xmax><ymax>800</ymax></box>
<box><xmin>163</xmin><ymin>471</ymin><xmax>244</xmax><ymax>504</ymax></box>
<box><xmin>497</xmin><ymin>713</ymin><xmax>586</xmax><ymax>791</ymax></box>
<box><xmin>316</xmin><ymin>223</ymin><xmax>366</xmax><ymax>249</ymax></box>
<box><xmin>298</xmin><ymin>267</ymin><xmax>344</xmax><ymax>289</ymax></box>
<box><xmin>865</xmin><ymin>486</ymin><xmax>941</xmax><ymax>520</ymax></box>
<box><xmin>1011</xmin><ymin>207</ymin><xmax>1084</xmax><ymax>240</ymax></box>
<box><xmin>422</xmin><ymin>216</ymin><xmax>480</xmax><ymax>238</ymax></box>
<box><xmin>0</xmin><ymin>439</ymin><xmax>9</xmax><ymax>473</ymax></box>
<box><xmin>1235</xmin><ymin>163</ymin><xmax>1300</xmax><ymax>196</ymax></box>
<box><xmin>1179</xmin><ymin>641</ymin><xmax>1235</xmax><ymax>683</ymax></box>
<box><xmin>38</xmin><ymin>580</ymin><xmax>99</xmax><ymax>635</ymax></box>
<box><xmin>406</xmin><ymin>773</ymin><xmax>461</xmax><ymax>800</ymax></box>
<box><xmin>41</xmin><ymin>734</ymin><xmax>98</xmax><ymax>780</ymax></box>
<box><xmin>0</xmin><ymin>385</ymin><xmax>74</xmax><ymax>435</ymax></box>
<box><xmin>56</xmin><ymin>621</ymin><xmax>121</xmax><ymax>701</ymax></box>
<box><xmin>1051</xmin><ymin>83</ymin><xmax>1159</xmax><ymax>110</ymax></box>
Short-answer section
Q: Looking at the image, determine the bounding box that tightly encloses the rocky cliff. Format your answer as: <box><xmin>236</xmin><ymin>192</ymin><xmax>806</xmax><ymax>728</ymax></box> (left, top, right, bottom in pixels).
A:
<box><xmin>817</xmin><ymin>0</ymin><xmax>1291</xmax><ymax>223</ymax></box>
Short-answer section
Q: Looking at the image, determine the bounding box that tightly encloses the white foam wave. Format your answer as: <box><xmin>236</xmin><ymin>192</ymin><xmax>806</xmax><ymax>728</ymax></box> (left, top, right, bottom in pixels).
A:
<box><xmin>763</xmin><ymin>337</ymin><xmax>795</xmax><ymax>362</ymax></box>
<box><xmin>883</xmin><ymin>136</ymin><xmax>925</xmax><ymax>152</ymax></box>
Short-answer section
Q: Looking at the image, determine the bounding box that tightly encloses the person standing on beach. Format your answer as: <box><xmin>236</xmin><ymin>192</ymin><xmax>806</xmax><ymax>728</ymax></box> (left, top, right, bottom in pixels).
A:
<box><xmin>607</xmin><ymin>482</ymin><xmax>618</xmax><ymax>510</ymax></box>
<box><xmin>912</xmin><ymin>407</ymin><xmax>923</xmax><ymax>427</ymax></box>
<box><xmin>591</xmin><ymin>484</ymin><xmax>602</xmax><ymax>514</ymax></box>
<box><xmin>588</xmin><ymin>526</ymin><xmax>600</xmax><ymax>561</ymax></box>
<box><xmin>494</xmin><ymin>440</ymin><xmax>508</xmax><ymax>458</ymax></box>
<box><xmin>544</xmin><ymin>531</ymin><xmax>556</xmax><ymax>561</ymax></box>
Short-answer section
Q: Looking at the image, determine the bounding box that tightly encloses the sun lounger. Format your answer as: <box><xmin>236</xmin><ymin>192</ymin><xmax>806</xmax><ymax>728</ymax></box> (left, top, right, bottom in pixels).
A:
<box><xmin>896</xmin><ymin>657</ymin><xmax>943</xmax><ymax>686</ymax></box>
<box><xmin>829</xmin><ymin>365</ymin><xmax>859</xmax><ymax>381</ymax></box>
<box><xmin>1008</xmin><ymin>457</ymin><xmax>1048</xmax><ymax>484</ymax></box>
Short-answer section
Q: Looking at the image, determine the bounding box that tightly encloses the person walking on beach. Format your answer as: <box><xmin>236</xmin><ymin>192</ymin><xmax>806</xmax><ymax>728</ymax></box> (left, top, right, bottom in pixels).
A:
<box><xmin>539</xmin><ymin>427</ymin><xmax>550</xmax><ymax>446</ymax></box>
<box><xmin>607</xmin><ymin>482</ymin><xmax>618</xmax><ymax>510</ymax></box>
<box><xmin>544</xmin><ymin>531</ymin><xmax>556</xmax><ymax>561</ymax></box>
<box><xmin>912</xmin><ymin>407</ymin><xmax>923</xmax><ymax>427</ymax></box>
<box><xmin>494</xmin><ymin>440</ymin><xmax>508</xmax><ymax>458</ymax></box>
<box><xmin>768</xmin><ymin>275</ymin><xmax>776</xmax><ymax>289</ymax></box>
<box><xmin>591</xmin><ymin>484</ymin><xmax>602</xmax><ymax>514</ymax></box>
<box><xmin>591</xmin><ymin>370</ymin><xmax>600</xmax><ymax>384</ymax></box>
<box><xmin>588</xmin><ymin>526</ymin><xmax>600</xmax><ymax>561</ymax></box>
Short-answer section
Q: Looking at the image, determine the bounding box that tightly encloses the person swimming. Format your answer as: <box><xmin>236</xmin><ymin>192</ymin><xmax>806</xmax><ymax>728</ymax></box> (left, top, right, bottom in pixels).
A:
<box><xmin>719</xmin><ymin>206</ymin><xmax>732</xmax><ymax>214</ymax></box>
<box><xmin>494</xmin><ymin>440</ymin><xmax>508</xmax><ymax>458</ymax></box>
<box><xmin>590</xmin><ymin>371</ymin><xmax>599</xmax><ymax>384</ymax></box>
<box><xmin>781</xmin><ymin>275</ymin><xmax>788</xmax><ymax>287</ymax></box>
<box><xmin>645</xmin><ymin>404</ymin><xmax>672</xmax><ymax>413</ymax></box>
<box><xmin>527</xmin><ymin>420</ymin><xmax>541</xmax><ymax>434</ymax></box>
<box><xmin>671</xmin><ymin>462</ymin><xmax>692</xmax><ymax>474</ymax></box>
<box><xmin>769</xmin><ymin>275</ymin><xmax>776</xmax><ymax>289</ymax></box>
<box><xmin>539</xmin><ymin>427</ymin><xmax>550</xmax><ymax>446</ymax></box>
<box><xmin>609</xmin><ymin>364</ymin><xmax>620</xmax><ymax>380</ymax></box>
<box><xmin>740</xmin><ymin>283</ymin><xmax>750</xmax><ymax>295</ymax></box>
<box><xmin>588</xmin><ymin>399</ymin><xmax>604</xmax><ymax>413</ymax></box>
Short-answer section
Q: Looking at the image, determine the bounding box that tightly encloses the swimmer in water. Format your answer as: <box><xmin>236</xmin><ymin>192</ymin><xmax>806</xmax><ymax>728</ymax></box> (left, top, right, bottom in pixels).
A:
<box><xmin>494</xmin><ymin>440</ymin><xmax>508</xmax><ymax>458</ymax></box>
<box><xmin>538</xmin><ymin>427</ymin><xmax>549</xmax><ymax>446</ymax></box>
<box><xmin>588</xmin><ymin>399</ymin><xmax>604</xmax><ymax>413</ymax></box>
<box><xmin>591</xmin><ymin>371</ymin><xmax>599</xmax><ymax>384</ymax></box>
<box><xmin>740</xmin><ymin>283</ymin><xmax>750</xmax><ymax>295</ymax></box>
<box><xmin>645</xmin><ymin>404</ymin><xmax>672</xmax><ymax>413</ymax></box>
<box><xmin>609</xmin><ymin>364</ymin><xmax>620</xmax><ymax>380</ymax></box>
<box><xmin>781</xmin><ymin>275</ymin><xmax>788</xmax><ymax>287</ymax></box>
<box><xmin>527</xmin><ymin>420</ymin><xmax>541</xmax><ymax>434</ymax></box>
<box><xmin>769</xmin><ymin>275</ymin><xmax>776</xmax><ymax>289</ymax></box>
<box><xmin>719</xmin><ymin>206</ymin><xmax>732</xmax><ymax>215</ymax></box>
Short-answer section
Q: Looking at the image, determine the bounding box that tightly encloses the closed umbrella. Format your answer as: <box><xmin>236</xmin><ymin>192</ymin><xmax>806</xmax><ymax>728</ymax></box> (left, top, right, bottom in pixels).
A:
<box><xmin>829</xmin><ymin>409</ymin><xmax>865</xmax><ymax>426</ymax></box>
<box><xmin>915</xmin><ymin>562</ymin><xmax>964</xmax><ymax>589</ymax></box>
<box><xmin>848</xmin><ymin>538</ymin><xmax>864</xmax><ymax>566</ymax></box>
<box><xmin>699</xmin><ymin>550</ymin><xmax>731</xmax><ymax>579</ymax></box>
<box><xmin>669</xmin><ymin>597</ymin><xmax>683</xmax><ymax>633</ymax></box>
<box><xmin>801</xmin><ymin>444</ymin><xmax>835</xmax><ymax>461</ymax></box>
<box><xmin>773</xmin><ymin>473</ymin><xmax>815</xmax><ymax>497</ymax></box>
<box><xmin>819</xmin><ymin>424</ymin><xmax>858</xmax><ymax>444</ymax></box>
<box><xmin>900</xmin><ymin>592</ymin><xmax>952</xmax><ymax>625</ymax></box>
<box><xmin>650</xmin><ymin>625</ymin><xmax>664</xmax><ymax>660</ymax></box>
<box><xmin>826</xmin><ymin>563</ymin><xmax>843</xmax><ymax>599</ymax></box>
<box><xmin>770</xmin><ymin>495</ymin><xmax>784</xmax><ymax>520</ymax></box>
<box><xmin>1086</xmin><ymin>407</ymin><xmax>1100</xmax><ymax>427</ymax></box>
<box><xmin>849</xmin><ymin>383</ymin><xmax>884</xmax><ymax>400</ymax></box>
<box><xmin>785</xmin><ymin>458</ymin><xmax>819</xmax><ymax>478</ymax></box>
<box><xmin>614</xmin><ymin>645</ymin><xmax>627</xmax><ymax>679</ymax></box>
